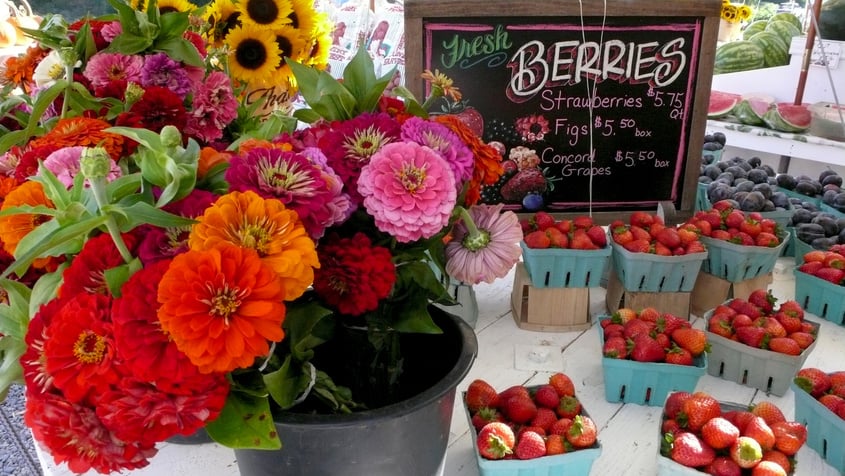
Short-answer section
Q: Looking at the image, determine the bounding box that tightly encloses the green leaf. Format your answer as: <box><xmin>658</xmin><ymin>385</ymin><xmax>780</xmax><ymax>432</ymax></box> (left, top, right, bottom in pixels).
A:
<box><xmin>0</xmin><ymin>80</ymin><xmax>66</xmax><ymax>154</ymax></box>
<box><xmin>28</xmin><ymin>265</ymin><xmax>66</xmax><ymax>317</ymax></box>
<box><xmin>291</xmin><ymin>108</ymin><xmax>323</xmax><ymax>124</ymax></box>
<box><xmin>106</xmin><ymin>173</ymin><xmax>144</xmax><ymax>202</ymax></box>
<box><xmin>284</xmin><ymin>300</ymin><xmax>335</xmax><ymax>361</ymax></box>
<box><xmin>104</xmin><ymin>259</ymin><xmax>142</xmax><ymax>297</ymax></box>
<box><xmin>287</xmin><ymin>59</ymin><xmax>357</xmax><ymax>121</ymax></box>
<box><xmin>0</xmin><ymin>279</ymin><xmax>32</xmax><ymax>339</ymax></box>
<box><xmin>204</xmin><ymin>390</ymin><xmax>281</xmax><ymax>449</ymax></box>
<box><xmin>391</xmin><ymin>302</ymin><xmax>442</xmax><ymax>333</ymax></box>
<box><xmin>263</xmin><ymin>356</ymin><xmax>310</xmax><ymax>409</ymax></box>
<box><xmin>0</xmin><ymin>338</ymin><xmax>25</xmax><ymax>400</ymax></box>
<box><xmin>109</xmin><ymin>201</ymin><xmax>196</xmax><ymax>231</ymax></box>
<box><xmin>341</xmin><ymin>47</ymin><xmax>378</xmax><ymax>105</ymax></box>
<box><xmin>155</xmin><ymin>37</ymin><xmax>204</xmax><ymax>67</ymax></box>
<box><xmin>32</xmin><ymin>165</ymin><xmax>73</xmax><ymax>210</ymax></box>
<box><xmin>107</xmin><ymin>0</ymin><xmax>143</xmax><ymax>36</ymax></box>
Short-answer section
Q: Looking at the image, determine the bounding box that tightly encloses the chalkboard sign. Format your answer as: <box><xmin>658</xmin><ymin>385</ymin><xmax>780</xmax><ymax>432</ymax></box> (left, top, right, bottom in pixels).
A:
<box><xmin>405</xmin><ymin>0</ymin><xmax>722</xmax><ymax>221</ymax></box>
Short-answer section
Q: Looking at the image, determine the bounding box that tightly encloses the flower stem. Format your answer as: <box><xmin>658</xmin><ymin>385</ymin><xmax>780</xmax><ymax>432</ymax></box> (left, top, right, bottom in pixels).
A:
<box><xmin>421</xmin><ymin>87</ymin><xmax>443</xmax><ymax>112</ymax></box>
<box><xmin>89</xmin><ymin>177</ymin><xmax>134</xmax><ymax>264</ymax></box>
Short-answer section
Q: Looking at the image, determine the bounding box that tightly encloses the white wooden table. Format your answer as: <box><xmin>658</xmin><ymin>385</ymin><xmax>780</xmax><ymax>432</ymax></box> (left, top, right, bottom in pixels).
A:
<box><xmin>39</xmin><ymin>257</ymin><xmax>845</xmax><ymax>476</ymax></box>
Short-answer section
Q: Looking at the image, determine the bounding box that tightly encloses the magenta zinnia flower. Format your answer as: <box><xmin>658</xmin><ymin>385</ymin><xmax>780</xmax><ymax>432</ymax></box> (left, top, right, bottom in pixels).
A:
<box><xmin>141</xmin><ymin>52</ymin><xmax>192</xmax><ymax>99</ymax></box>
<box><xmin>137</xmin><ymin>189</ymin><xmax>217</xmax><ymax>264</ymax></box>
<box><xmin>83</xmin><ymin>52</ymin><xmax>144</xmax><ymax>91</ymax></box>
<box><xmin>445</xmin><ymin>204</ymin><xmax>523</xmax><ymax>284</ymax></box>
<box><xmin>358</xmin><ymin>141</ymin><xmax>456</xmax><ymax>243</ymax></box>
<box><xmin>400</xmin><ymin>116</ymin><xmax>474</xmax><ymax>186</ymax></box>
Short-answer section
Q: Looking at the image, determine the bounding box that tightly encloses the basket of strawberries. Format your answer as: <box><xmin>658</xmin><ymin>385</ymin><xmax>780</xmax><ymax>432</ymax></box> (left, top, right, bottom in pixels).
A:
<box><xmin>463</xmin><ymin>373</ymin><xmax>601</xmax><ymax>476</ymax></box>
<box><xmin>599</xmin><ymin>308</ymin><xmax>708</xmax><ymax>406</ymax></box>
<box><xmin>686</xmin><ymin>200</ymin><xmax>789</xmax><ymax>282</ymax></box>
<box><xmin>658</xmin><ymin>391</ymin><xmax>808</xmax><ymax>475</ymax></box>
<box><xmin>791</xmin><ymin>367</ymin><xmax>845</xmax><ymax>474</ymax></box>
<box><xmin>609</xmin><ymin>211</ymin><xmax>708</xmax><ymax>292</ymax></box>
<box><xmin>520</xmin><ymin>212</ymin><xmax>611</xmax><ymax>288</ymax></box>
<box><xmin>794</xmin><ymin>248</ymin><xmax>845</xmax><ymax>326</ymax></box>
<box><xmin>704</xmin><ymin>291</ymin><xmax>820</xmax><ymax>396</ymax></box>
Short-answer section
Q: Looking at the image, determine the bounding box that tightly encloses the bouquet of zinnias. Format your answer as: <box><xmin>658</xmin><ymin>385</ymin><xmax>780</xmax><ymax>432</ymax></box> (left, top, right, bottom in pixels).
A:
<box><xmin>0</xmin><ymin>8</ymin><xmax>522</xmax><ymax>474</ymax></box>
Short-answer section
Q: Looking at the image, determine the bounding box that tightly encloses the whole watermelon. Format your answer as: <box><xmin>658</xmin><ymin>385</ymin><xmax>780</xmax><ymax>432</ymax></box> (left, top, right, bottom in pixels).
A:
<box><xmin>765</xmin><ymin>20</ymin><xmax>801</xmax><ymax>48</ymax></box>
<box><xmin>748</xmin><ymin>31</ymin><xmax>789</xmax><ymax>67</ymax></box>
<box><xmin>714</xmin><ymin>41</ymin><xmax>765</xmax><ymax>74</ymax></box>
<box><xmin>768</xmin><ymin>12</ymin><xmax>803</xmax><ymax>32</ymax></box>
<box><xmin>742</xmin><ymin>20</ymin><xmax>769</xmax><ymax>41</ymax></box>
<box><xmin>819</xmin><ymin>0</ymin><xmax>845</xmax><ymax>41</ymax></box>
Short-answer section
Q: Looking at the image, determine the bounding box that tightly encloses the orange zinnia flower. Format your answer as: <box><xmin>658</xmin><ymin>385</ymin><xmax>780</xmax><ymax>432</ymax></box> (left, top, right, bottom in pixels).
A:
<box><xmin>188</xmin><ymin>190</ymin><xmax>319</xmax><ymax>300</ymax></box>
<box><xmin>27</xmin><ymin>117</ymin><xmax>127</xmax><ymax>161</ymax></box>
<box><xmin>433</xmin><ymin>114</ymin><xmax>503</xmax><ymax>205</ymax></box>
<box><xmin>197</xmin><ymin>146</ymin><xmax>232</xmax><ymax>179</ymax></box>
<box><xmin>1</xmin><ymin>46</ymin><xmax>48</xmax><ymax>93</ymax></box>
<box><xmin>157</xmin><ymin>244</ymin><xmax>286</xmax><ymax>374</ymax></box>
<box><xmin>0</xmin><ymin>181</ymin><xmax>55</xmax><ymax>269</ymax></box>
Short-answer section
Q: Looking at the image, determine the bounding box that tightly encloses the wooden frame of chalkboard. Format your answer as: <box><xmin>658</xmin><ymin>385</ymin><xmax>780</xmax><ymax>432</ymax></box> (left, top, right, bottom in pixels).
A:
<box><xmin>405</xmin><ymin>0</ymin><xmax>722</xmax><ymax>224</ymax></box>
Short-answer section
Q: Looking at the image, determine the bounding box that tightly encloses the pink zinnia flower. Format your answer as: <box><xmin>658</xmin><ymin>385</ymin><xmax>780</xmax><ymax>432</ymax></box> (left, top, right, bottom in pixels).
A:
<box><xmin>358</xmin><ymin>141</ymin><xmax>456</xmax><ymax>243</ymax></box>
<box><xmin>42</xmin><ymin>146</ymin><xmax>122</xmax><ymax>188</ymax></box>
<box><xmin>83</xmin><ymin>52</ymin><xmax>144</xmax><ymax>91</ymax></box>
<box><xmin>185</xmin><ymin>71</ymin><xmax>238</xmax><ymax>143</ymax></box>
<box><xmin>400</xmin><ymin>117</ymin><xmax>474</xmax><ymax>186</ymax></box>
<box><xmin>445</xmin><ymin>204</ymin><xmax>523</xmax><ymax>284</ymax></box>
<box><xmin>100</xmin><ymin>21</ymin><xmax>122</xmax><ymax>42</ymax></box>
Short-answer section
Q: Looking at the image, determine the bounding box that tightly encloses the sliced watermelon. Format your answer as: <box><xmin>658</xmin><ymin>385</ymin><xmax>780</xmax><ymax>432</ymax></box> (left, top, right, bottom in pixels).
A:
<box><xmin>708</xmin><ymin>91</ymin><xmax>740</xmax><ymax>119</ymax></box>
<box><xmin>733</xmin><ymin>97</ymin><xmax>772</xmax><ymax>126</ymax></box>
<box><xmin>762</xmin><ymin>102</ymin><xmax>812</xmax><ymax>132</ymax></box>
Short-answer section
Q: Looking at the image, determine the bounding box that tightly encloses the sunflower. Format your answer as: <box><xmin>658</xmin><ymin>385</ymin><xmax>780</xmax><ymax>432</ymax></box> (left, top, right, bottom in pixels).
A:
<box><xmin>205</xmin><ymin>0</ymin><xmax>242</xmax><ymax>47</ymax></box>
<box><xmin>304</xmin><ymin>12</ymin><xmax>332</xmax><ymax>69</ymax></box>
<box><xmin>134</xmin><ymin>0</ymin><xmax>198</xmax><ymax>14</ymax></box>
<box><xmin>270</xmin><ymin>24</ymin><xmax>308</xmax><ymax>87</ymax></box>
<box><xmin>225</xmin><ymin>26</ymin><xmax>282</xmax><ymax>85</ymax></box>
<box><xmin>237</xmin><ymin>0</ymin><xmax>293</xmax><ymax>30</ymax></box>
<box><xmin>286</xmin><ymin>0</ymin><xmax>317</xmax><ymax>34</ymax></box>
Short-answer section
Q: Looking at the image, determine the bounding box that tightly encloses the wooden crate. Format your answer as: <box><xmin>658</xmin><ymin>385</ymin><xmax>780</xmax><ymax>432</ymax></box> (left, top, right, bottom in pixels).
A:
<box><xmin>689</xmin><ymin>272</ymin><xmax>773</xmax><ymax>317</ymax></box>
<box><xmin>510</xmin><ymin>263</ymin><xmax>592</xmax><ymax>332</ymax></box>
<box><xmin>605</xmin><ymin>270</ymin><xmax>691</xmax><ymax>319</ymax></box>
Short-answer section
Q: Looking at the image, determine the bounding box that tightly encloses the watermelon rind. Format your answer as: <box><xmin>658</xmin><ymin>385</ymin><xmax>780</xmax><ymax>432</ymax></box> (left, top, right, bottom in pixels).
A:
<box><xmin>742</xmin><ymin>20</ymin><xmax>769</xmax><ymax>41</ymax></box>
<box><xmin>708</xmin><ymin>91</ymin><xmax>740</xmax><ymax>118</ymax></box>
<box><xmin>765</xmin><ymin>20</ymin><xmax>801</xmax><ymax>47</ymax></box>
<box><xmin>748</xmin><ymin>31</ymin><xmax>790</xmax><ymax>67</ymax></box>
<box><xmin>769</xmin><ymin>12</ymin><xmax>803</xmax><ymax>32</ymax></box>
<box><xmin>714</xmin><ymin>41</ymin><xmax>766</xmax><ymax>74</ymax></box>
<box><xmin>733</xmin><ymin>99</ymin><xmax>771</xmax><ymax>126</ymax></box>
<box><xmin>762</xmin><ymin>103</ymin><xmax>812</xmax><ymax>132</ymax></box>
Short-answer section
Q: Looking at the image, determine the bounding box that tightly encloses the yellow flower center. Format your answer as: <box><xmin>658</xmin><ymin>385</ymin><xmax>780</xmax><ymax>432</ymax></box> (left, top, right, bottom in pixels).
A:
<box><xmin>48</xmin><ymin>63</ymin><xmax>64</xmax><ymax>81</ymax></box>
<box><xmin>396</xmin><ymin>163</ymin><xmax>427</xmax><ymax>194</ymax></box>
<box><xmin>233</xmin><ymin>221</ymin><xmax>273</xmax><ymax>255</ymax></box>
<box><xmin>208</xmin><ymin>284</ymin><xmax>245</xmax><ymax>323</ymax></box>
<box><xmin>73</xmin><ymin>331</ymin><xmax>106</xmax><ymax>364</ymax></box>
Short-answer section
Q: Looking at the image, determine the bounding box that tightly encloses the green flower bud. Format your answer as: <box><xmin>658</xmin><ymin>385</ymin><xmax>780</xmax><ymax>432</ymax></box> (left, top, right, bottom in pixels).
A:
<box><xmin>57</xmin><ymin>47</ymin><xmax>79</xmax><ymax>69</ymax></box>
<box><xmin>79</xmin><ymin>147</ymin><xmax>112</xmax><ymax>180</ymax></box>
<box><xmin>125</xmin><ymin>82</ymin><xmax>144</xmax><ymax>106</ymax></box>
<box><xmin>160</xmin><ymin>126</ymin><xmax>182</xmax><ymax>149</ymax></box>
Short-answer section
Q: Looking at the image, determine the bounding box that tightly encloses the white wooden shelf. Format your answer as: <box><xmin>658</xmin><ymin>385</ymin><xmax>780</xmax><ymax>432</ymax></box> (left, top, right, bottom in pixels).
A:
<box><xmin>706</xmin><ymin>119</ymin><xmax>845</xmax><ymax>166</ymax></box>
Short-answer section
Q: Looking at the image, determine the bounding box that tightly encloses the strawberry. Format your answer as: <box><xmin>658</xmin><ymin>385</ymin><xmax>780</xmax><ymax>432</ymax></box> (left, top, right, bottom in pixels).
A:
<box><xmin>762</xmin><ymin>317</ymin><xmax>787</xmax><ymax>338</ymax></box>
<box><xmin>712</xmin><ymin>199</ymin><xmax>735</xmax><ymax>213</ymax></box>
<box><xmin>723</xmin><ymin>410</ymin><xmax>757</xmax><ymax>434</ymax></box>
<box><xmin>761</xmin><ymin>450</ymin><xmax>791</xmax><ymax>474</ymax></box>
<box><xmin>630</xmin><ymin>334</ymin><xmax>665</xmax><ymax>363</ymax></box>
<box><xmin>623</xmin><ymin>238</ymin><xmax>651</xmax><ymax>253</ymax></box>
<box><xmin>545</xmin><ymin>227</ymin><xmax>568</xmax><ymax>248</ymax></box>
<box><xmin>755</xmin><ymin>232</ymin><xmax>780</xmax><ymax>247</ymax></box>
<box><xmin>686</xmin><ymin>240</ymin><xmax>708</xmax><ymax>254</ymax></box>
<box><xmin>660</xmin><ymin>313</ymin><xmax>690</xmax><ymax>336</ymax></box>
<box><xmin>797</xmin><ymin>261</ymin><xmax>824</xmax><ymax>275</ymax></box>
<box><xmin>602</xmin><ymin>322</ymin><xmax>625</xmax><ymax>339</ymax></box>
<box><xmin>572</xmin><ymin>215</ymin><xmax>594</xmax><ymax>230</ymax></box>
<box><xmin>708</xmin><ymin>314</ymin><xmax>734</xmax><ymax>339</ymax></box>
<box><xmin>555</xmin><ymin>219</ymin><xmax>573</xmax><ymax>234</ymax></box>
<box><xmin>736</xmin><ymin>326</ymin><xmax>768</xmax><ymax>348</ymax></box>
<box><xmin>514</xmin><ymin>431</ymin><xmax>546</xmax><ymax>460</ymax></box>
<box><xmin>477</xmin><ymin>422</ymin><xmax>515</xmax><ymax>460</ymax></box>
<box><xmin>740</xmin><ymin>217</ymin><xmax>762</xmax><ymax>237</ymax></box>
<box><xmin>677</xmin><ymin>225</ymin><xmax>699</xmax><ymax>245</ymax></box>
<box><xmin>664</xmin><ymin>391</ymin><xmax>693</xmax><ymax>420</ymax></box>
<box><xmin>747</xmin><ymin>289</ymin><xmax>776</xmax><ymax>314</ymax></box>
<box><xmin>586</xmin><ymin>225</ymin><xmax>607</xmax><ymax>247</ymax></box>
<box><xmin>503</xmin><ymin>395</ymin><xmax>537</xmax><ymax>424</ymax></box>
<box><xmin>701</xmin><ymin>416</ymin><xmax>740</xmax><ymax>450</ymax></box>
<box><xmin>815</xmin><ymin>267</ymin><xmax>845</xmax><ymax>284</ymax></box>
<box><xmin>611</xmin><ymin>308</ymin><xmax>637</xmax><ymax>325</ymax></box>
<box><xmin>803</xmin><ymin>249</ymin><xmax>828</xmax><ymax>263</ymax></box>
<box><xmin>777</xmin><ymin>300</ymin><xmax>804</xmax><ymax>320</ymax></box>
<box><xmin>565</xmin><ymin>415</ymin><xmax>597</xmax><ymax>448</ymax></box>
<box><xmin>466</xmin><ymin>379</ymin><xmax>500</xmax><ymax>412</ymax></box>
<box><xmin>679</xmin><ymin>392</ymin><xmax>721</xmax><ymax>431</ymax></box>
<box><xmin>555</xmin><ymin>395</ymin><xmax>582</xmax><ymax>419</ymax></box>
<box><xmin>767</xmin><ymin>337</ymin><xmax>801</xmax><ymax>355</ymax></box>
<box><xmin>824</xmin><ymin>251</ymin><xmax>845</xmax><ymax>269</ymax></box>
<box><xmin>623</xmin><ymin>318</ymin><xmax>654</xmax><ymax>340</ymax></box>
<box><xmin>662</xmin><ymin>418</ymin><xmax>682</xmax><ymax>435</ymax></box>
<box><xmin>548</xmin><ymin>372</ymin><xmax>575</xmax><ymax>397</ymax></box>
<box><xmin>704</xmin><ymin>456</ymin><xmax>742</xmax><ymax>476</ymax></box>
<box><xmin>533</xmin><ymin>385</ymin><xmax>561</xmax><ymax>409</ymax></box>
<box><xmin>728</xmin><ymin>298</ymin><xmax>762</xmax><ymax>319</ymax></box>
<box><xmin>629</xmin><ymin>225</ymin><xmax>652</xmax><ymax>242</ymax></box>
<box><xmin>794</xmin><ymin>367</ymin><xmax>832</xmax><ymax>397</ymax></box>
<box><xmin>654</xmin><ymin>332</ymin><xmax>671</xmax><ymax>349</ymax></box>
<box><xmin>743</xmin><ymin>416</ymin><xmax>776</xmax><ymax>451</ymax></box>
<box><xmin>545</xmin><ymin>434</ymin><xmax>567</xmax><ymax>456</ymax></box>
<box><xmin>830</xmin><ymin>370</ymin><xmax>845</xmax><ymax>387</ymax></box>
<box><xmin>731</xmin><ymin>313</ymin><xmax>754</xmax><ymax>329</ymax></box>
<box><xmin>671</xmin><ymin>327</ymin><xmax>709</xmax><ymax>357</ymax></box>
<box><xmin>498</xmin><ymin>385</ymin><xmax>531</xmax><ymax>405</ymax></box>
<box><xmin>655</xmin><ymin>227</ymin><xmax>681</xmax><ymax>249</ymax></box>
<box><xmin>819</xmin><ymin>394</ymin><xmax>845</xmax><ymax>414</ymax></box>
<box><xmin>523</xmin><ymin>230</ymin><xmax>550</xmax><ymax>249</ymax></box>
<box><xmin>770</xmin><ymin>420</ymin><xmax>807</xmax><ymax>456</ymax></box>
<box><xmin>530</xmin><ymin>211</ymin><xmax>555</xmax><ymax>231</ymax></box>
<box><xmin>529</xmin><ymin>407</ymin><xmax>559</xmax><ymax>432</ymax></box>
<box><xmin>774</xmin><ymin>311</ymin><xmax>803</xmax><ymax>334</ymax></box>
<box><xmin>730</xmin><ymin>436</ymin><xmax>763</xmax><ymax>468</ymax></box>
<box><xmin>750</xmin><ymin>401</ymin><xmax>786</xmax><ymax>426</ymax></box>
<box><xmin>570</xmin><ymin>229</ymin><xmax>599</xmax><ymax>250</ymax></box>
<box><xmin>752</xmin><ymin>461</ymin><xmax>788</xmax><ymax>476</ymax></box>
<box><xmin>669</xmin><ymin>431</ymin><xmax>716</xmax><ymax>468</ymax></box>
<box><xmin>548</xmin><ymin>417</ymin><xmax>573</xmax><ymax>436</ymax></box>
<box><xmin>665</xmin><ymin>345</ymin><xmax>693</xmax><ymax>366</ymax></box>
<box><xmin>789</xmin><ymin>331</ymin><xmax>816</xmax><ymax>349</ymax></box>
<box><xmin>603</xmin><ymin>335</ymin><xmax>628</xmax><ymax>359</ymax></box>
<box><xmin>611</xmin><ymin>225</ymin><xmax>634</xmax><ymax>245</ymax></box>
<box><xmin>471</xmin><ymin>407</ymin><xmax>504</xmax><ymax>431</ymax></box>
<box><xmin>516</xmin><ymin>425</ymin><xmax>546</xmax><ymax>439</ymax></box>
<box><xmin>653</xmin><ymin>242</ymin><xmax>673</xmax><ymax>256</ymax></box>
<box><xmin>629</xmin><ymin>211</ymin><xmax>655</xmax><ymax>228</ymax></box>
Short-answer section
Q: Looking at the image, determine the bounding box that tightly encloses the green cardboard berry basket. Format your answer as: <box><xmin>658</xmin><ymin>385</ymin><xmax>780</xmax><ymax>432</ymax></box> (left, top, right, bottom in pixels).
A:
<box><xmin>462</xmin><ymin>388</ymin><xmax>602</xmax><ymax>476</ymax></box>
<box><xmin>598</xmin><ymin>317</ymin><xmax>707</xmax><ymax>406</ymax></box>
<box><xmin>520</xmin><ymin>241</ymin><xmax>611</xmax><ymax>288</ymax></box>
<box><xmin>696</xmin><ymin>182</ymin><xmax>711</xmax><ymax>212</ymax></box>
<box><xmin>610</xmin><ymin>241</ymin><xmax>707</xmax><ymax>292</ymax></box>
<box><xmin>794</xmin><ymin>269</ymin><xmax>845</xmax><ymax>326</ymax></box>
<box><xmin>699</xmin><ymin>230</ymin><xmax>789</xmax><ymax>283</ymax></box>
<box><xmin>791</xmin><ymin>380</ymin><xmax>845</xmax><ymax>474</ymax></box>
<box><xmin>779</xmin><ymin>187</ymin><xmax>823</xmax><ymax>208</ymax></box>
<box><xmin>703</xmin><ymin>308</ymin><xmax>820</xmax><ymax>396</ymax></box>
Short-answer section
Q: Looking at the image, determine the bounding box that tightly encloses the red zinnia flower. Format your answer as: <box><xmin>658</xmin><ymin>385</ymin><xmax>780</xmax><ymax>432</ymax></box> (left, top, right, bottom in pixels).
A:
<box><xmin>43</xmin><ymin>293</ymin><xmax>120</xmax><ymax>404</ymax></box>
<box><xmin>129</xmin><ymin>86</ymin><xmax>188</xmax><ymax>133</ymax></box>
<box><xmin>59</xmin><ymin>232</ymin><xmax>138</xmax><ymax>298</ymax></box>
<box><xmin>312</xmin><ymin>232</ymin><xmax>396</xmax><ymax>316</ymax></box>
<box><xmin>25</xmin><ymin>390</ymin><xmax>157</xmax><ymax>474</ymax></box>
<box><xmin>21</xmin><ymin>297</ymin><xmax>70</xmax><ymax>394</ymax></box>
